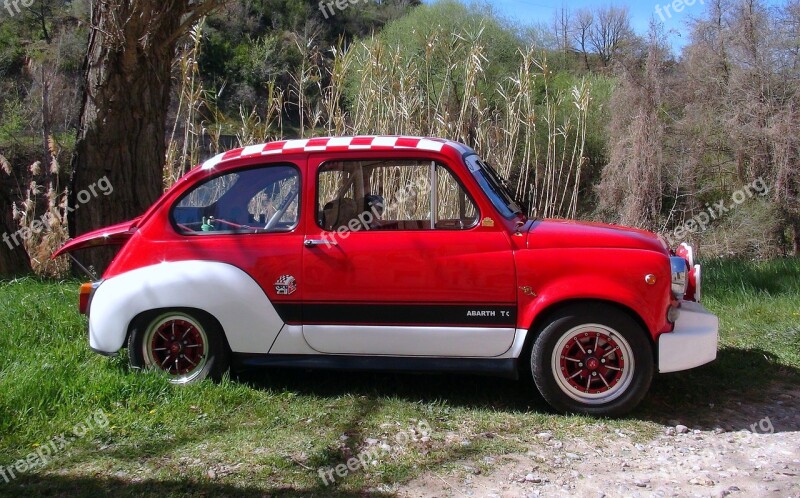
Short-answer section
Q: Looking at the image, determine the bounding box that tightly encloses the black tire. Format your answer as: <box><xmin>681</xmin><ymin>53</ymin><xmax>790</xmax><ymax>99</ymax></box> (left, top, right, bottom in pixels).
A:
<box><xmin>128</xmin><ymin>309</ymin><xmax>230</xmax><ymax>384</ymax></box>
<box><xmin>530</xmin><ymin>304</ymin><xmax>654</xmax><ymax>417</ymax></box>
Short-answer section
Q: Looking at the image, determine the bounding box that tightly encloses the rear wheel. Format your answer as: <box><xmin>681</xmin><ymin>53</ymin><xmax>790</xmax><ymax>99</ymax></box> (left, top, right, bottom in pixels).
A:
<box><xmin>128</xmin><ymin>310</ymin><xmax>230</xmax><ymax>384</ymax></box>
<box><xmin>531</xmin><ymin>305</ymin><xmax>653</xmax><ymax>416</ymax></box>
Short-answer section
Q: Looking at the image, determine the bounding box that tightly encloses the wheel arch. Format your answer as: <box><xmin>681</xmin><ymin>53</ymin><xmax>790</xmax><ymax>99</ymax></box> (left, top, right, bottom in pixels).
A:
<box><xmin>87</xmin><ymin>260</ymin><xmax>285</xmax><ymax>355</ymax></box>
<box><xmin>125</xmin><ymin>307</ymin><xmax>232</xmax><ymax>355</ymax></box>
<box><xmin>519</xmin><ymin>298</ymin><xmax>656</xmax><ymax>370</ymax></box>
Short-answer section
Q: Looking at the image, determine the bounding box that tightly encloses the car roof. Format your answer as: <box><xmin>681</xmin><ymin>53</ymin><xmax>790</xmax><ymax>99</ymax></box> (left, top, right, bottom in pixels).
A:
<box><xmin>198</xmin><ymin>136</ymin><xmax>474</xmax><ymax>171</ymax></box>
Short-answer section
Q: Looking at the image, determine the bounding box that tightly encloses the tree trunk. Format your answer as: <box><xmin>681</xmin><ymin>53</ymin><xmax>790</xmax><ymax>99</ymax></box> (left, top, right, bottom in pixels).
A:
<box><xmin>70</xmin><ymin>0</ymin><xmax>225</xmax><ymax>273</ymax></box>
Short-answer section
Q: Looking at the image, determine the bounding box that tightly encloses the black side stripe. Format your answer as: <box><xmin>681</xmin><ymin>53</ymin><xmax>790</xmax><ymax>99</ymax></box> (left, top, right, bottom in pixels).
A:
<box><xmin>272</xmin><ymin>303</ymin><xmax>516</xmax><ymax>327</ymax></box>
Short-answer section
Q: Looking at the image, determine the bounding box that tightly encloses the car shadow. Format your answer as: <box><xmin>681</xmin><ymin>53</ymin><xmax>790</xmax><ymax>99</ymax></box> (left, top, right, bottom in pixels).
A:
<box><xmin>234</xmin><ymin>365</ymin><xmax>546</xmax><ymax>413</ymax></box>
<box><xmin>639</xmin><ymin>346</ymin><xmax>800</xmax><ymax>433</ymax></box>
<box><xmin>6</xmin><ymin>474</ymin><xmax>394</xmax><ymax>497</ymax></box>
<box><xmin>234</xmin><ymin>346</ymin><xmax>800</xmax><ymax>433</ymax></box>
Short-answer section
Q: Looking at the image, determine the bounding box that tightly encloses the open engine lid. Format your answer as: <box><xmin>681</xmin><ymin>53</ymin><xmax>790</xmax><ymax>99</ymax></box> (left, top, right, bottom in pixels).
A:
<box><xmin>52</xmin><ymin>217</ymin><xmax>141</xmax><ymax>259</ymax></box>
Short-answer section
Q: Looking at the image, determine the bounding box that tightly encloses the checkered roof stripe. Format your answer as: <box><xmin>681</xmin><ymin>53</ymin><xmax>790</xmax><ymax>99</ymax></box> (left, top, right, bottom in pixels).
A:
<box><xmin>201</xmin><ymin>136</ymin><xmax>457</xmax><ymax>170</ymax></box>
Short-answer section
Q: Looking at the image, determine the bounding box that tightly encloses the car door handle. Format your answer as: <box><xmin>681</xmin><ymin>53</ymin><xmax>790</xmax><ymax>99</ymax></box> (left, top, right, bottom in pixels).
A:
<box><xmin>304</xmin><ymin>239</ymin><xmax>336</xmax><ymax>247</ymax></box>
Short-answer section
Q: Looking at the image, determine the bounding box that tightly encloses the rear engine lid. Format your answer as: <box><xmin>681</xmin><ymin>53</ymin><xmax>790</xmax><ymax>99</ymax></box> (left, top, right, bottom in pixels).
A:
<box><xmin>52</xmin><ymin>217</ymin><xmax>141</xmax><ymax>259</ymax></box>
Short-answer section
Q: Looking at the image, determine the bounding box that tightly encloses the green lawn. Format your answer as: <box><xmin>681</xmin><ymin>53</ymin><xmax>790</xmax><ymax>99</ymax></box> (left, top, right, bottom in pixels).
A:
<box><xmin>0</xmin><ymin>258</ymin><xmax>798</xmax><ymax>497</ymax></box>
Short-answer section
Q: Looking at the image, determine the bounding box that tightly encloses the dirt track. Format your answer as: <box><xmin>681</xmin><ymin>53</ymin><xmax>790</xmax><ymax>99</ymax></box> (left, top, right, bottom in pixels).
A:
<box><xmin>399</xmin><ymin>387</ymin><xmax>800</xmax><ymax>498</ymax></box>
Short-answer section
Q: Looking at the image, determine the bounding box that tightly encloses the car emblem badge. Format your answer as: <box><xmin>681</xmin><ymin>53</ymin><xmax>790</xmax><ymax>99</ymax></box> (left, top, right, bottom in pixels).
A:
<box><xmin>481</xmin><ymin>217</ymin><xmax>495</xmax><ymax>227</ymax></box>
<box><xmin>274</xmin><ymin>275</ymin><xmax>297</xmax><ymax>296</ymax></box>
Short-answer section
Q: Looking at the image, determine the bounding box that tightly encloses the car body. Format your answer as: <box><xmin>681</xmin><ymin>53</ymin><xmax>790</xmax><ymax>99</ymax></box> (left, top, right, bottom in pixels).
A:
<box><xmin>55</xmin><ymin>136</ymin><xmax>719</xmax><ymax>416</ymax></box>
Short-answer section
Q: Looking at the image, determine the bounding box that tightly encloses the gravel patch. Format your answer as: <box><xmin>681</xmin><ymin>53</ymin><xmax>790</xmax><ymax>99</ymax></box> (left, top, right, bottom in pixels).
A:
<box><xmin>398</xmin><ymin>387</ymin><xmax>800</xmax><ymax>498</ymax></box>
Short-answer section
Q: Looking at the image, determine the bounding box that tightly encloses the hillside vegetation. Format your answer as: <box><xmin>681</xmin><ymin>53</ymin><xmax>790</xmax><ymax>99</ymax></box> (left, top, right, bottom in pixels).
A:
<box><xmin>1</xmin><ymin>0</ymin><xmax>798</xmax><ymax>276</ymax></box>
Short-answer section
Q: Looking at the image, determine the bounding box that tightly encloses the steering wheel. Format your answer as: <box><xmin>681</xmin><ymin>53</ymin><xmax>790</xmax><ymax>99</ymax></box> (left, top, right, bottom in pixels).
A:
<box><xmin>264</xmin><ymin>189</ymin><xmax>299</xmax><ymax>231</ymax></box>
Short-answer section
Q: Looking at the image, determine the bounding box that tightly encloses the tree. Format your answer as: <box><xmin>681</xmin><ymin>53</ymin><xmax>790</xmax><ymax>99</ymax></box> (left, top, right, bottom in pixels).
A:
<box><xmin>70</xmin><ymin>0</ymin><xmax>227</xmax><ymax>271</ymax></box>
<box><xmin>588</xmin><ymin>5</ymin><xmax>633</xmax><ymax>67</ymax></box>
<box><xmin>0</xmin><ymin>223</ymin><xmax>31</xmax><ymax>277</ymax></box>
<box><xmin>662</xmin><ymin>0</ymin><xmax>798</xmax><ymax>256</ymax></box>
<box><xmin>552</xmin><ymin>5</ymin><xmax>571</xmax><ymax>60</ymax></box>
<box><xmin>0</xmin><ymin>1</ymin><xmax>82</xmax><ymax>276</ymax></box>
<box><xmin>776</xmin><ymin>0</ymin><xmax>800</xmax><ymax>253</ymax></box>
<box><xmin>573</xmin><ymin>8</ymin><xmax>594</xmax><ymax>70</ymax></box>
<box><xmin>597</xmin><ymin>24</ymin><xmax>670</xmax><ymax>231</ymax></box>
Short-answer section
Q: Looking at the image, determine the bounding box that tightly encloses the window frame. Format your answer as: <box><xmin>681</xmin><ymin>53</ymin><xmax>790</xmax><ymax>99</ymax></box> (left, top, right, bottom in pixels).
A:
<box><xmin>315</xmin><ymin>158</ymin><xmax>481</xmax><ymax>233</ymax></box>
<box><xmin>466</xmin><ymin>155</ymin><xmax>520</xmax><ymax>221</ymax></box>
<box><xmin>169</xmin><ymin>163</ymin><xmax>302</xmax><ymax>237</ymax></box>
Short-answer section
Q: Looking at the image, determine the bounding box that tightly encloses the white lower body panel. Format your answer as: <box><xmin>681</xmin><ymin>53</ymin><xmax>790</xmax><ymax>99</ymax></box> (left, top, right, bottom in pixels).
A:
<box><xmin>271</xmin><ymin>324</ymin><xmax>528</xmax><ymax>358</ymax></box>
<box><xmin>302</xmin><ymin>325</ymin><xmax>516</xmax><ymax>357</ymax></box>
<box><xmin>88</xmin><ymin>261</ymin><xmax>284</xmax><ymax>354</ymax></box>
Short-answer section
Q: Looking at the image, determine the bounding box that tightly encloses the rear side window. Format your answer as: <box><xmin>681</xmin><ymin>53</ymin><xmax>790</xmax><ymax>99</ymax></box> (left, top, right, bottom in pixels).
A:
<box><xmin>172</xmin><ymin>165</ymin><xmax>300</xmax><ymax>234</ymax></box>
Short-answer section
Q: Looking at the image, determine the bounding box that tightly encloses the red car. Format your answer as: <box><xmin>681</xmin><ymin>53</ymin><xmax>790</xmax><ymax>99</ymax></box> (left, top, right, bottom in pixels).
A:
<box><xmin>55</xmin><ymin>136</ymin><xmax>718</xmax><ymax>416</ymax></box>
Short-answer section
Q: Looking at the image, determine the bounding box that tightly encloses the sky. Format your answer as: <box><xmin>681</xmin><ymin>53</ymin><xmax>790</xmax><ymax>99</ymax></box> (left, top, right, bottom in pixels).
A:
<box><xmin>428</xmin><ymin>0</ymin><xmax>783</xmax><ymax>54</ymax></box>
<box><xmin>498</xmin><ymin>0</ymin><xmax>694</xmax><ymax>49</ymax></box>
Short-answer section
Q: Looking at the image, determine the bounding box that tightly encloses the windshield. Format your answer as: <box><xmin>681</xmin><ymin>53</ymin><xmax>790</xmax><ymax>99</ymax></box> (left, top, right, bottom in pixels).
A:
<box><xmin>466</xmin><ymin>156</ymin><xmax>524</xmax><ymax>220</ymax></box>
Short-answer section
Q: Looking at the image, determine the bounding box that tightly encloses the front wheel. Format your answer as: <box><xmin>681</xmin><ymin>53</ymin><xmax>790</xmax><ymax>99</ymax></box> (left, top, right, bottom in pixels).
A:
<box><xmin>128</xmin><ymin>309</ymin><xmax>230</xmax><ymax>384</ymax></box>
<box><xmin>531</xmin><ymin>305</ymin><xmax>654</xmax><ymax>416</ymax></box>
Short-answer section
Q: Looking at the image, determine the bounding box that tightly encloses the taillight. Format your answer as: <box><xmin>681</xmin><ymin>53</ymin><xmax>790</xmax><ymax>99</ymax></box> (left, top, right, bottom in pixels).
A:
<box><xmin>676</xmin><ymin>242</ymin><xmax>694</xmax><ymax>267</ymax></box>
<box><xmin>79</xmin><ymin>282</ymin><xmax>100</xmax><ymax>315</ymax></box>
<box><xmin>687</xmin><ymin>264</ymin><xmax>701</xmax><ymax>302</ymax></box>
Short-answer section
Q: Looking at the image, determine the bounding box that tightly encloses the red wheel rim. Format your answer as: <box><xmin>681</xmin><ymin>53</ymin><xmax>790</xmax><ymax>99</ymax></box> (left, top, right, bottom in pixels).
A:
<box><xmin>551</xmin><ymin>324</ymin><xmax>635</xmax><ymax>404</ymax></box>
<box><xmin>559</xmin><ymin>330</ymin><xmax>625</xmax><ymax>394</ymax></box>
<box><xmin>143</xmin><ymin>314</ymin><xmax>209</xmax><ymax>382</ymax></box>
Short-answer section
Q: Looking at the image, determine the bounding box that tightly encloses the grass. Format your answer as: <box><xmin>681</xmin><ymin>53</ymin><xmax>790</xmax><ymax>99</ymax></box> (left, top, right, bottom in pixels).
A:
<box><xmin>0</xmin><ymin>258</ymin><xmax>798</xmax><ymax>496</ymax></box>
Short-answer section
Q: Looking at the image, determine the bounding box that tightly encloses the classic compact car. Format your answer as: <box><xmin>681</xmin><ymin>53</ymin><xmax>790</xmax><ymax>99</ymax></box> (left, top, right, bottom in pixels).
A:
<box><xmin>55</xmin><ymin>136</ymin><xmax>719</xmax><ymax>416</ymax></box>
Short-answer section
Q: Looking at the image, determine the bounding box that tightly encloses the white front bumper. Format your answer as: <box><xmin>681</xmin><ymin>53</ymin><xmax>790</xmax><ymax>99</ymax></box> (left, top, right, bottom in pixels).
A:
<box><xmin>658</xmin><ymin>301</ymin><xmax>719</xmax><ymax>373</ymax></box>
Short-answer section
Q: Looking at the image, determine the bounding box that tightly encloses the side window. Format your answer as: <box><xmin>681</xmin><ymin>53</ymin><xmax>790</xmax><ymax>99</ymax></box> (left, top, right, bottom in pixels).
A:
<box><xmin>317</xmin><ymin>160</ymin><xmax>478</xmax><ymax>232</ymax></box>
<box><xmin>172</xmin><ymin>165</ymin><xmax>300</xmax><ymax>234</ymax></box>
<box><xmin>437</xmin><ymin>165</ymin><xmax>479</xmax><ymax>229</ymax></box>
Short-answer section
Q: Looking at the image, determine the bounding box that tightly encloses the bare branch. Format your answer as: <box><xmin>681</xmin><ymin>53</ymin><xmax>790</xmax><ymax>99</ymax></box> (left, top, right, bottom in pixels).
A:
<box><xmin>161</xmin><ymin>0</ymin><xmax>229</xmax><ymax>50</ymax></box>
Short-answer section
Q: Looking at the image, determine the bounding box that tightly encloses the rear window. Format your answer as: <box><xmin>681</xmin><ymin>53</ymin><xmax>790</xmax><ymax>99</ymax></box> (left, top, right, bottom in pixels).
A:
<box><xmin>171</xmin><ymin>164</ymin><xmax>300</xmax><ymax>234</ymax></box>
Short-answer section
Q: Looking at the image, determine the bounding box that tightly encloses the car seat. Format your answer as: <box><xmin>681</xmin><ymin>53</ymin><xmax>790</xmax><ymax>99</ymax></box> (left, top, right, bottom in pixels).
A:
<box><xmin>322</xmin><ymin>197</ymin><xmax>359</xmax><ymax>231</ymax></box>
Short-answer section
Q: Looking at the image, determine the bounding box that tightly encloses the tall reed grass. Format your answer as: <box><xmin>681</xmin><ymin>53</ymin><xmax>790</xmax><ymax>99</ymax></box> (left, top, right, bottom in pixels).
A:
<box><xmin>2</xmin><ymin>138</ymin><xmax>70</xmax><ymax>277</ymax></box>
<box><xmin>168</xmin><ymin>21</ymin><xmax>592</xmax><ymax>220</ymax></box>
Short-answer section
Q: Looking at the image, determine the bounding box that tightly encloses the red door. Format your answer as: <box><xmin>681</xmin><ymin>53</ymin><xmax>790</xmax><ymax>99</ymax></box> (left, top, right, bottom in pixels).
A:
<box><xmin>135</xmin><ymin>160</ymin><xmax>307</xmax><ymax>353</ymax></box>
<box><xmin>300</xmin><ymin>152</ymin><xmax>517</xmax><ymax>357</ymax></box>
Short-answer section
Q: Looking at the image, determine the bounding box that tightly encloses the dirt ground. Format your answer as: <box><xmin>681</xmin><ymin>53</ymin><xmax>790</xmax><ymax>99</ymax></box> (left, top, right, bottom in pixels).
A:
<box><xmin>398</xmin><ymin>387</ymin><xmax>800</xmax><ymax>498</ymax></box>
